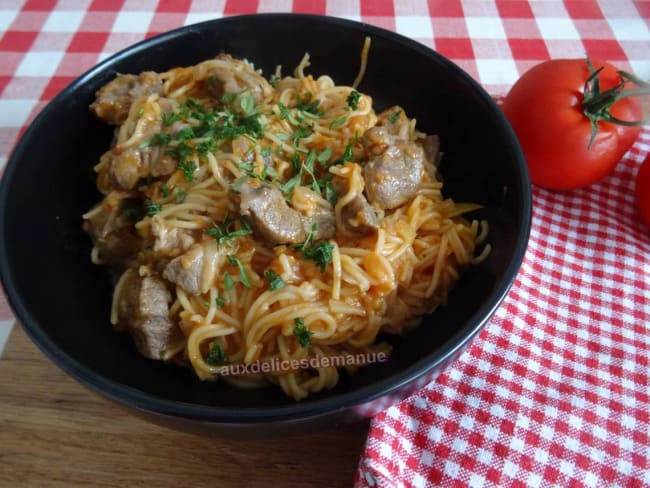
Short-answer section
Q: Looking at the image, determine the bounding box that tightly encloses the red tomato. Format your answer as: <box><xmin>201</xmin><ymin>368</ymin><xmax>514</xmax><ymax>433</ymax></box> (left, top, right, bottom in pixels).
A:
<box><xmin>502</xmin><ymin>59</ymin><xmax>644</xmax><ymax>190</ymax></box>
<box><xmin>637</xmin><ymin>155</ymin><xmax>650</xmax><ymax>229</ymax></box>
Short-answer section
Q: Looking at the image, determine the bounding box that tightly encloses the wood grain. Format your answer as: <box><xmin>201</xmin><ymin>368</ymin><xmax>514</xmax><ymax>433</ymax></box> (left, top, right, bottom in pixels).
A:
<box><xmin>0</xmin><ymin>327</ymin><xmax>370</xmax><ymax>488</ymax></box>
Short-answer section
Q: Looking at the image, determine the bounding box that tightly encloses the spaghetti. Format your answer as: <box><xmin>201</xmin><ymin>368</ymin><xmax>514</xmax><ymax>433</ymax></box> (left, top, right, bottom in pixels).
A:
<box><xmin>82</xmin><ymin>49</ymin><xmax>489</xmax><ymax>400</ymax></box>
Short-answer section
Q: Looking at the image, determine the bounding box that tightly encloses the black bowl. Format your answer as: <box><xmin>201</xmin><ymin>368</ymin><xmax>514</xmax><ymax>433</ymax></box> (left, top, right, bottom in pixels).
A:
<box><xmin>0</xmin><ymin>14</ymin><xmax>531</xmax><ymax>435</ymax></box>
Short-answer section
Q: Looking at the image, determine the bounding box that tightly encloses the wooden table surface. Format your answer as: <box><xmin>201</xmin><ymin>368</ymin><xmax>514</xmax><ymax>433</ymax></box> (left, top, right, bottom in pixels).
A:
<box><xmin>0</xmin><ymin>326</ymin><xmax>370</xmax><ymax>488</ymax></box>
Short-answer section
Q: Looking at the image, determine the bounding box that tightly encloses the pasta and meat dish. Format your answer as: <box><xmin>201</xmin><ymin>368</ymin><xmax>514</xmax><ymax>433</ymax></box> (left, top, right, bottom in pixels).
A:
<box><xmin>82</xmin><ymin>49</ymin><xmax>489</xmax><ymax>400</ymax></box>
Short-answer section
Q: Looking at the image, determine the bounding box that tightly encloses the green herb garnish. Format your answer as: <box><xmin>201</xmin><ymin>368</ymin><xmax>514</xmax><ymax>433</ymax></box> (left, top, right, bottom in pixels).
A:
<box><xmin>227</xmin><ymin>255</ymin><xmax>251</xmax><ymax>288</ymax></box>
<box><xmin>143</xmin><ymin>199</ymin><xmax>162</xmax><ymax>217</ymax></box>
<box><xmin>347</xmin><ymin>90</ymin><xmax>360</xmax><ymax>110</ymax></box>
<box><xmin>206</xmin><ymin>341</ymin><xmax>228</xmax><ymax>365</ymax></box>
<box><xmin>264</xmin><ymin>270</ymin><xmax>285</xmax><ymax>290</ymax></box>
<box><xmin>293</xmin><ymin>318</ymin><xmax>312</xmax><ymax>348</ymax></box>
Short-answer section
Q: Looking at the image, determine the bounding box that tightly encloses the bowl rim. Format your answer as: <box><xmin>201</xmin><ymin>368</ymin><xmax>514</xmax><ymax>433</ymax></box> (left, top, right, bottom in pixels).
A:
<box><xmin>0</xmin><ymin>13</ymin><xmax>532</xmax><ymax>423</ymax></box>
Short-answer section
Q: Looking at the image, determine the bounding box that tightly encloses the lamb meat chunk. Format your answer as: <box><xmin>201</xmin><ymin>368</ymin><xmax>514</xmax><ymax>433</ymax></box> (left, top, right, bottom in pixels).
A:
<box><xmin>163</xmin><ymin>243</ymin><xmax>205</xmax><ymax>295</ymax></box>
<box><xmin>151</xmin><ymin>216</ymin><xmax>196</xmax><ymax>256</ymax></box>
<box><xmin>303</xmin><ymin>208</ymin><xmax>336</xmax><ymax>240</ymax></box>
<box><xmin>83</xmin><ymin>197</ymin><xmax>141</xmax><ymax>267</ymax></box>
<box><xmin>194</xmin><ymin>54</ymin><xmax>272</xmax><ymax>104</ymax></box>
<box><xmin>117</xmin><ymin>273</ymin><xmax>180</xmax><ymax>359</ymax></box>
<box><xmin>331</xmin><ymin>176</ymin><xmax>379</xmax><ymax>236</ymax></box>
<box><xmin>109</xmin><ymin>147</ymin><xmax>146</xmax><ymax>190</ymax></box>
<box><xmin>90</xmin><ymin>74</ymin><xmax>137</xmax><ymax>125</ymax></box>
<box><xmin>91</xmin><ymin>72</ymin><xmax>162</xmax><ymax>126</ymax></box>
<box><xmin>239</xmin><ymin>183</ymin><xmax>306</xmax><ymax>244</ymax></box>
<box><xmin>363</xmin><ymin>141</ymin><xmax>425</xmax><ymax>210</ymax></box>
<box><xmin>341</xmin><ymin>194</ymin><xmax>379</xmax><ymax>235</ymax></box>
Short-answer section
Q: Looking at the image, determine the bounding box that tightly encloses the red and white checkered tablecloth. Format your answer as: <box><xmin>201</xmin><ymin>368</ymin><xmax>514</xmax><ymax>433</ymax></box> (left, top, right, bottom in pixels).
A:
<box><xmin>1</xmin><ymin>1</ymin><xmax>649</xmax><ymax>486</ymax></box>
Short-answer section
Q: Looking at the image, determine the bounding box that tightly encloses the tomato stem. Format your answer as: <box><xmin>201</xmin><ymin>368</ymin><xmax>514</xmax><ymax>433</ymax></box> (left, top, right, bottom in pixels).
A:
<box><xmin>582</xmin><ymin>59</ymin><xmax>650</xmax><ymax>149</ymax></box>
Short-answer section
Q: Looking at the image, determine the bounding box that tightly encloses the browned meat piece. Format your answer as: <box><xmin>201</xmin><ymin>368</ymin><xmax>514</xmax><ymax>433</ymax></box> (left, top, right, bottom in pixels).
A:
<box><xmin>341</xmin><ymin>194</ymin><xmax>379</xmax><ymax>234</ymax></box>
<box><xmin>82</xmin><ymin>196</ymin><xmax>141</xmax><ymax>267</ymax></box>
<box><xmin>303</xmin><ymin>208</ymin><xmax>336</xmax><ymax>240</ymax></box>
<box><xmin>376</xmin><ymin>105</ymin><xmax>411</xmax><ymax>138</ymax></box>
<box><xmin>90</xmin><ymin>72</ymin><xmax>162</xmax><ymax>125</ymax></box>
<box><xmin>363</xmin><ymin>141</ymin><xmax>424</xmax><ymax>210</ymax></box>
<box><xmin>239</xmin><ymin>183</ymin><xmax>306</xmax><ymax>244</ymax></box>
<box><xmin>90</xmin><ymin>74</ymin><xmax>137</xmax><ymax>125</ymax></box>
<box><xmin>109</xmin><ymin>147</ymin><xmax>146</xmax><ymax>190</ymax></box>
<box><xmin>194</xmin><ymin>54</ymin><xmax>272</xmax><ymax>104</ymax></box>
<box><xmin>151</xmin><ymin>216</ymin><xmax>196</xmax><ymax>255</ymax></box>
<box><xmin>332</xmin><ymin>176</ymin><xmax>379</xmax><ymax>236</ymax></box>
<box><xmin>116</xmin><ymin>273</ymin><xmax>180</xmax><ymax>359</ymax></box>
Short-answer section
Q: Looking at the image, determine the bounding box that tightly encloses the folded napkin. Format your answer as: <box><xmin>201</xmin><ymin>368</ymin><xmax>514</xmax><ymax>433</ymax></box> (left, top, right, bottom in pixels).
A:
<box><xmin>356</xmin><ymin>128</ymin><xmax>650</xmax><ymax>487</ymax></box>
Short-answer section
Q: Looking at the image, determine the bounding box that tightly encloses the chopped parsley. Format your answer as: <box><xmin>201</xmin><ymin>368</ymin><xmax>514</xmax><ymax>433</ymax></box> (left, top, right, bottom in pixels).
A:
<box><xmin>206</xmin><ymin>341</ymin><xmax>228</xmax><ymax>365</ymax></box>
<box><xmin>264</xmin><ymin>270</ymin><xmax>285</xmax><ymax>290</ymax></box>
<box><xmin>223</xmin><ymin>271</ymin><xmax>234</xmax><ymax>291</ymax></box>
<box><xmin>175</xmin><ymin>188</ymin><xmax>187</xmax><ymax>203</ymax></box>
<box><xmin>143</xmin><ymin>199</ymin><xmax>162</xmax><ymax>217</ymax></box>
<box><xmin>293</xmin><ymin>224</ymin><xmax>334</xmax><ymax>272</ymax></box>
<box><xmin>214</xmin><ymin>296</ymin><xmax>226</xmax><ymax>308</ymax></box>
<box><xmin>205</xmin><ymin>215</ymin><xmax>252</xmax><ymax>246</ymax></box>
<box><xmin>293</xmin><ymin>318</ymin><xmax>312</xmax><ymax>348</ymax></box>
<box><xmin>177</xmin><ymin>160</ymin><xmax>197</xmax><ymax>182</ymax></box>
<box><xmin>329</xmin><ymin>116</ymin><xmax>347</xmax><ymax>129</ymax></box>
<box><xmin>389</xmin><ymin>110</ymin><xmax>402</xmax><ymax>123</ymax></box>
<box><xmin>295</xmin><ymin>92</ymin><xmax>323</xmax><ymax>116</ymax></box>
<box><xmin>160</xmin><ymin>183</ymin><xmax>169</xmax><ymax>198</ymax></box>
<box><xmin>346</xmin><ymin>90</ymin><xmax>360</xmax><ymax>110</ymax></box>
<box><xmin>140</xmin><ymin>132</ymin><xmax>171</xmax><ymax>148</ymax></box>
<box><xmin>227</xmin><ymin>255</ymin><xmax>251</xmax><ymax>288</ymax></box>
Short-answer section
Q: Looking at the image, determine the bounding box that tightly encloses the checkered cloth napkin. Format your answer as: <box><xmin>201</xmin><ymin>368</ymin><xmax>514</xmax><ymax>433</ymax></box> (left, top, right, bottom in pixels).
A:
<box><xmin>1</xmin><ymin>1</ymin><xmax>649</xmax><ymax>486</ymax></box>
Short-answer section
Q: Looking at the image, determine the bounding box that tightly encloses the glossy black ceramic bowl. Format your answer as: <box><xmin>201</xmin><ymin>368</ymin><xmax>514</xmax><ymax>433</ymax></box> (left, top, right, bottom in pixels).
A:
<box><xmin>0</xmin><ymin>14</ymin><xmax>531</xmax><ymax>436</ymax></box>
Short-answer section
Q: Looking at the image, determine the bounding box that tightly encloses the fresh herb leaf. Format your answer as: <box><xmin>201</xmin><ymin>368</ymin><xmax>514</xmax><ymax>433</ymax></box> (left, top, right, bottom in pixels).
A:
<box><xmin>227</xmin><ymin>255</ymin><xmax>251</xmax><ymax>288</ymax></box>
<box><xmin>175</xmin><ymin>188</ymin><xmax>187</xmax><ymax>203</ymax></box>
<box><xmin>144</xmin><ymin>199</ymin><xmax>162</xmax><ymax>217</ymax></box>
<box><xmin>223</xmin><ymin>271</ymin><xmax>234</xmax><ymax>291</ymax></box>
<box><xmin>160</xmin><ymin>183</ymin><xmax>169</xmax><ymax>198</ymax></box>
<box><xmin>205</xmin><ymin>216</ymin><xmax>253</xmax><ymax>245</ymax></box>
<box><xmin>346</xmin><ymin>90</ymin><xmax>360</xmax><ymax>110</ymax></box>
<box><xmin>214</xmin><ymin>296</ymin><xmax>226</xmax><ymax>308</ymax></box>
<box><xmin>293</xmin><ymin>318</ymin><xmax>312</xmax><ymax>347</ymax></box>
<box><xmin>317</xmin><ymin>147</ymin><xmax>332</xmax><ymax>164</ymax></box>
<box><xmin>175</xmin><ymin>126</ymin><xmax>195</xmax><ymax>141</ymax></box>
<box><xmin>260</xmin><ymin>146</ymin><xmax>272</xmax><ymax>157</ymax></box>
<box><xmin>303</xmin><ymin>240</ymin><xmax>334</xmax><ymax>272</ymax></box>
<box><xmin>324</xmin><ymin>179</ymin><xmax>338</xmax><ymax>206</ymax></box>
<box><xmin>264</xmin><ymin>270</ymin><xmax>285</xmax><ymax>290</ymax></box>
<box><xmin>329</xmin><ymin>116</ymin><xmax>347</xmax><ymax>129</ymax></box>
<box><xmin>177</xmin><ymin>160</ymin><xmax>197</xmax><ymax>182</ymax></box>
<box><xmin>141</xmin><ymin>132</ymin><xmax>171</xmax><ymax>148</ymax></box>
<box><xmin>206</xmin><ymin>341</ymin><xmax>228</xmax><ymax>365</ymax></box>
<box><xmin>240</xmin><ymin>94</ymin><xmax>256</xmax><ymax>116</ymax></box>
<box><xmin>295</xmin><ymin>92</ymin><xmax>322</xmax><ymax>116</ymax></box>
<box><xmin>389</xmin><ymin>110</ymin><xmax>402</xmax><ymax>123</ymax></box>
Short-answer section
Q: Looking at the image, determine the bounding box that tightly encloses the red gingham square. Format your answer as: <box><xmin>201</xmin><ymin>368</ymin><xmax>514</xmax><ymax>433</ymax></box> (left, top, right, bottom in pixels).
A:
<box><xmin>0</xmin><ymin>76</ymin><xmax>11</xmax><ymax>97</ymax></box>
<box><xmin>360</xmin><ymin>0</ymin><xmax>394</xmax><ymax>17</ymax></box>
<box><xmin>40</xmin><ymin>76</ymin><xmax>76</xmax><ymax>101</ymax></box>
<box><xmin>293</xmin><ymin>0</ymin><xmax>326</xmax><ymax>15</ymax></box>
<box><xmin>22</xmin><ymin>0</ymin><xmax>57</xmax><ymax>11</ymax></box>
<box><xmin>564</xmin><ymin>0</ymin><xmax>605</xmax><ymax>19</ymax></box>
<box><xmin>155</xmin><ymin>0</ymin><xmax>192</xmax><ymax>13</ymax></box>
<box><xmin>495</xmin><ymin>0</ymin><xmax>534</xmax><ymax>18</ymax></box>
<box><xmin>223</xmin><ymin>0</ymin><xmax>259</xmax><ymax>15</ymax></box>
<box><xmin>0</xmin><ymin>31</ymin><xmax>38</xmax><ymax>51</ymax></box>
<box><xmin>88</xmin><ymin>0</ymin><xmax>125</xmax><ymax>11</ymax></box>
<box><xmin>67</xmin><ymin>31</ymin><xmax>109</xmax><ymax>53</ymax></box>
<box><xmin>582</xmin><ymin>39</ymin><xmax>629</xmax><ymax>60</ymax></box>
<box><xmin>507</xmin><ymin>38</ymin><xmax>550</xmax><ymax>60</ymax></box>
<box><xmin>435</xmin><ymin>37</ymin><xmax>474</xmax><ymax>59</ymax></box>
<box><xmin>428</xmin><ymin>0</ymin><xmax>464</xmax><ymax>17</ymax></box>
